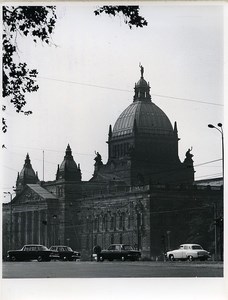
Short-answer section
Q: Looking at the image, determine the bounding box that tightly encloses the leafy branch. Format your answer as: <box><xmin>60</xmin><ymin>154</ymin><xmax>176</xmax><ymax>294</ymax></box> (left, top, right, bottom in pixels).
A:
<box><xmin>94</xmin><ymin>6</ymin><xmax>148</xmax><ymax>29</ymax></box>
<box><xmin>2</xmin><ymin>6</ymin><xmax>57</xmax><ymax>133</ymax></box>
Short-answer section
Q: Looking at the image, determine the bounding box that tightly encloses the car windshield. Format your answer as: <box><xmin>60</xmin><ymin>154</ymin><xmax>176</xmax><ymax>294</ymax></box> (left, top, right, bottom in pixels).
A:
<box><xmin>58</xmin><ymin>246</ymin><xmax>69</xmax><ymax>251</ymax></box>
<box><xmin>192</xmin><ymin>245</ymin><xmax>202</xmax><ymax>250</ymax></box>
<box><xmin>24</xmin><ymin>245</ymin><xmax>48</xmax><ymax>251</ymax></box>
<box><xmin>122</xmin><ymin>245</ymin><xmax>133</xmax><ymax>250</ymax></box>
<box><xmin>108</xmin><ymin>245</ymin><xmax>116</xmax><ymax>250</ymax></box>
<box><xmin>67</xmin><ymin>247</ymin><xmax>73</xmax><ymax>251</ymax></box>
<box><xmin>39</xmin><ymin>246</ymin><xmax>49</xmax><ymax>251</ymax></box>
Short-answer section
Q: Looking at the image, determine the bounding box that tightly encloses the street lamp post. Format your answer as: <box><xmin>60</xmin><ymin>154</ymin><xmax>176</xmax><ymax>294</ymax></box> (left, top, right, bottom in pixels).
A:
<box><xmin>208</xmin><ymin>123</ymin><xmax>224</xmax><ymax>261</ymax></box>
<box><xmin>213</xmin><ymin>202</ymin><xmax>218</xmax><ymax>261</ymax></box>
<box><xmin>52</xmin><ymin>214</ymin><xmax>57</xmax><ymax>245</ymax></box>
<box><xmin>166</xmin><ymin>230</ymin><xmax>171</xmax><ymax>251</ymax></box>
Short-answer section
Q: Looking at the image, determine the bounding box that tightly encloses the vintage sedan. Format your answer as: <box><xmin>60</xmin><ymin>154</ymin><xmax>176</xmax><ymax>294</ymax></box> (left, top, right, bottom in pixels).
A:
<box><xmin>49</xmin><ymin>245</ymin><xmax>80</xmax><ymax>261</ymax></box>
<box><xmin>166</xmin><ymin>244</ymin><xmax>210</xmax><ymax>261</ymax></box>
<box><xmin>7</xmin><ymin>244</ymin><xmax>54</xmax><ymax>262</ymax></box>
<box><xmin>98</xmin><ymin>244</ymin><xmax>141</xmax><ymax>262</ymax></box>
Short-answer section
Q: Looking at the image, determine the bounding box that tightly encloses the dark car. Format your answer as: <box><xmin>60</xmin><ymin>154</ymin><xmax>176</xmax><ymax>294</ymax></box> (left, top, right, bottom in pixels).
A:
<box><xmin>49</xmin><ymin>245</ymin><xmax>81</xmax><ymax>261</ymax></box>
<box><xmin>7</xmin><ymin>244</ymin><xmax>53</xmax><ymax>262</ymax></box>
<box><xmin>98</xmin><ymin>244</ymin><xmax>141</xmax><ymax>262</ymax></box>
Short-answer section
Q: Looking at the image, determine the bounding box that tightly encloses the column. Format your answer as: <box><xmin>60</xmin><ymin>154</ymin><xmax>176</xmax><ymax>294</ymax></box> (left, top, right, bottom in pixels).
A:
<box><xmin>31</xmin><ymin>211</ymin><xmax>34</xmax><ymax>243</ymax></box>
<box><xmin>25</xmin><ymin>211</ymin><xmax>28</xmax><ymax>244</ymax></box>
<box><xmin>38</xmin><ymin>211</ymin><xmax>41</xmax><ymax>244</ymax></box>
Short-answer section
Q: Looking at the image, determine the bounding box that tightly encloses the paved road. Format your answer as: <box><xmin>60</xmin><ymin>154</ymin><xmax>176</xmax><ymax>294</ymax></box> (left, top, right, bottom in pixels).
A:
<box><xmin>2</xmin><ymin>260</ymin><xmax>223</xmax><ymax>278</ymax></box>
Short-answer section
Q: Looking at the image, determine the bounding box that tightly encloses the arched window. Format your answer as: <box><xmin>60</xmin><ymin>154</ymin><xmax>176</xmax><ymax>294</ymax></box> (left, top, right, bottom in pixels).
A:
<box><xmin>113</xmin><ymin>213</ymin><xmax>116</xmax><ymax>231</ymax></box>
<box><xmin>111</xmin><ymin>234</ymin><xmax>114</xmax><ymax>244</ymax></box>
<box><xmin>122</xmin><ymin>212</ymin><xmax>125</xmax><ymax>231</ymax></box>
<box><xmin>119</xmin><ymin>214</ymin><xmax>123</xmax><ymax>230</ymax></box>
<box><xmin>104</xmin><ymin>214</ymin><xmax>108</xmax><ymax>231</ymax></box>
<box><xmin>94</xmin><ymin>217</ymin><xmax>99</xmax><ymax>232</ymax></box>
<box><xmin>86</xmin><ymin>217</ymin><xmax>90</xmax><ymax>232</ymax></box>
<box><xmin>119</xmin><ymin>233</ymin><xmax>123</xmax><ymax>244</ymax></box>
<box><xmin>128</xmin><ymin>214</ymin><xmax>131</xmax><ymax>229</ymax></box>
<box><xmin>119</xmin><ymin>212</ymin><xmax>125</xmax><ymax>230</ymax></box>
<box><xmin>110</xmin><ymin>216</ymin><xmax>114</xmax><ymax>230</ymax></box>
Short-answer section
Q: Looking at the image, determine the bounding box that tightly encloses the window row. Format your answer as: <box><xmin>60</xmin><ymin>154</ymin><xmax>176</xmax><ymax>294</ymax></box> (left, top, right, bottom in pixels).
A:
<box><xmin>84</xmin><ymin>212</ymin><xmax>144</xmax><ymax>233</ymax></box>
<box><xmin>112</xmin><ymin>143</ymin><xmax>130</xmax><ymax>158</ymax></box>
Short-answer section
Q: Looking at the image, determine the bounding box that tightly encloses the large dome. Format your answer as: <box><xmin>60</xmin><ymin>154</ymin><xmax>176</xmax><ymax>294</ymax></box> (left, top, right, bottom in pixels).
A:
<box><xmin>112</xmin><ymin>66</ymin><xmax>173</xmax><ymax>138</ymax></box>
<box><xmin>112</xmin><ymin>100</ymin><xmax>173</xmax><ymax>138</ymax></box>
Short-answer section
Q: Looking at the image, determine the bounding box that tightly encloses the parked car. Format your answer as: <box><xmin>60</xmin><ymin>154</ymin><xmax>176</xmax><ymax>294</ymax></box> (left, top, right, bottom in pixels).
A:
<box><xmin>49</xmin><ymin>245</ymin><xmax>80</xmax><ymax>261</ymax></box>
<box><xmin>165</xmin><ymin>244</ymin><xmax>210</xmax><ymax>261</ymax></box>
<box><xmin>7</xmin><ymin>244</ymin><xmax>54</xmax><ymax>262</ymax></box>
<box><xmin>98</xmin><ymin>244</ymin><xmax>141</xmax><ymax>262</ymax></box>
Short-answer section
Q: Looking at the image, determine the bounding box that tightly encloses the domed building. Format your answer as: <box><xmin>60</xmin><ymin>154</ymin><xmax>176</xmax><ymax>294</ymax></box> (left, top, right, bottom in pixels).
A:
<box><xmin>2</xmin><ymin>67</ymin><xmax>223</xmax><ymax>262</ymax></box>
<box><xmin>92</xmin><ymin>66</ymin><xmax>194</xmax><ymax>185</ymax></box>
<box><xmin>56</xmin><ymin>144</ymin><xmax>82</xmax><ymax>181</ymax></box>
<box><xmin>16</xmin><ymin>153</ymin><xmax>39</xmax><ymax>194</ymax></box>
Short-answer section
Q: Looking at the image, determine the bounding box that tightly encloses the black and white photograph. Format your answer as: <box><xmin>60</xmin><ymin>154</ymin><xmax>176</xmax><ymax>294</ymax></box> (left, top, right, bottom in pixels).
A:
<box><xmin>1</xmin><ymin>1</ymin><xmax>226</xmax><ymax>299</ymax></box>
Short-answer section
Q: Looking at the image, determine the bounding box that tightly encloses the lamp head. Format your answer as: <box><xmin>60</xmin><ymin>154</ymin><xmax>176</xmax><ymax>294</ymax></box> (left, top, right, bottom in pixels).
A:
<box><xmin>217</xmin><ymin>123</ymin><xmax>222</xmax><ymax>127</ymax></box>
<box><xmin>208</xmin><ymin>124</ymin><xmax>215</xmax><ymax>128</ymax></box>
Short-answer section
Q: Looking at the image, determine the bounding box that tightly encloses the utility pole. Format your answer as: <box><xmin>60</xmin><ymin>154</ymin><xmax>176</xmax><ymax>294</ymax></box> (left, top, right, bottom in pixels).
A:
<box><xmin>167</xmin><ymin>230</ymin><xmax>171</xmax><ymax>251</ymax></box>
<box><xmin>43</xmin><ymin>150</ymin><xmax>45</xmax><ymax>181</ymax></box>
<box><xmin>52</xmin><ymin>214</ymin><xmax>57</xmax><ymax>245</ymax></box>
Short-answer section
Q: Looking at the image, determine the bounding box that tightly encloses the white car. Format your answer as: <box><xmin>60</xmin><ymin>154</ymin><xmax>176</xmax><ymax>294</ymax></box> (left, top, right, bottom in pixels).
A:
<box><xmin>166</xmin><ymin>244</ymin><xmax>210</xmax><ymax>261</ymax></box>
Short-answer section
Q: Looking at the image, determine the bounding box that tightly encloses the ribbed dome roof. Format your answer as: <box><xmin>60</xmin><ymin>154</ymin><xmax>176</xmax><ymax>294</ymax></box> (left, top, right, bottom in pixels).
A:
<box><xmin>59</xmin><ymin>159</ymin><xmax>78</xmax><ymax>172</ymax></box>
<box><xmin>136</xmin><ymin>77</ymin><xmax>148</xmax><ymax>87</ymax></box>
<box><xmin>59</xmin><ymin>144</ymin><xmax>78</xmax><ymax>172</ymax></box>
<box><xmin>19</xmin><ymin>167</ymin><xmax>36</xmax><ymax>179</ymax></box>
<box><xmin>112</xmin><ymin>101</ymin><xmax>173</xmax><ymax>138</ymax></box>
<box><xmin>56</xmin><ymin>144</ymin><xmax>81</xmax><ymax>181</ymax></box>
<box><xmin>19</xmin><ymin>153</ymin><xmax>37</xmax><ymax>180</ymax></box>
<box><xmin>112</xmin><ymin>65</ymin><xmax>173</xmax><ymax>138</ymax></box>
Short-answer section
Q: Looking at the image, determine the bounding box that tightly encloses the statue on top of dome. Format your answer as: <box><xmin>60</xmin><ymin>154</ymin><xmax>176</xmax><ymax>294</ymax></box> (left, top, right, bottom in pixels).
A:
<box><xmin>139</xmin><ymin>63</ymin><xmax>144</xmax><ymax>78</ymax></box>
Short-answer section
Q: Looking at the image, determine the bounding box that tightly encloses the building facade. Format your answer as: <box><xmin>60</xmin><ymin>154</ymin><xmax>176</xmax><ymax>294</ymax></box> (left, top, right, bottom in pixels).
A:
<box><xmin>2</xmin><ymin>67</ymin><xmax>223</xmax><ymax>260</ymax></box>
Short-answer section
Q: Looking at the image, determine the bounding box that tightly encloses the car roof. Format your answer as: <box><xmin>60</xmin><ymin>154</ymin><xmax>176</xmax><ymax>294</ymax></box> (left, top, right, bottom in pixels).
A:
<box><xmin>24</xmin><ymin>244</ymin><xmax>46</xmax><ymax>247</ymax></box>
<box><xmin>109</xmin><ymin>244</ymin><xmax>130</xmax><ymax>246</ymax></box>
<box><xmin>50</xmin><ymin>245</ymin><xmax>69</xmax><ymax>247</ymax></box>
<box><xmin>180</xmin><ymin>244</ymin><xmax>201</xmax><ymax>247</ymax></box>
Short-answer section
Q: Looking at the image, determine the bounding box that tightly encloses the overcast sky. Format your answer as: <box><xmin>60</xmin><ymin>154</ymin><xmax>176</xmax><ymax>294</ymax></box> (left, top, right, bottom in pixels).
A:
<box><xmin>2</xmin><ymin>3</ymin><xmax>224</xmax><ymax>199</ymax></box>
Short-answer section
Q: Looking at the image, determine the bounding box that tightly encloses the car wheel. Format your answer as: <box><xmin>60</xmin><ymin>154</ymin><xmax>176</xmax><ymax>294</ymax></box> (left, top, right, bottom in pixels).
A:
<box><xmin>99</xmin><ymin>256</ymin><xmax>104</xmax><ymax>262</ymax></box>
<box><xmin>188</xmin><ymin>255</ymin><xmax>194</xmax><ymax>262</ymax></box>
<box><xmin>169</xmin><ymin>254</ymin><xmax>175</xmax><ymax>261</ymax></box>
<box><xmin>37</xmin><ymin>256</ymin><xmax>43</xmax><ymax>262</ymax></box>
<box><xmin>11</xmin><ymin>256</ymin><xmax>16</xmax><ymax>262</ymax></box>
<box><xmin>121</xmin><ymin>256</ymin><xmax>126</xmax><ymax>262</ymax></box>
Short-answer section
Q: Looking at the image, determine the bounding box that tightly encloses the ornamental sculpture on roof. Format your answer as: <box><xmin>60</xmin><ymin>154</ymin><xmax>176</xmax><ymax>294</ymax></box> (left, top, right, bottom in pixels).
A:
<box><xmin>184</xmin><ymin>147</ymin><xmax>194</xmax><ymax>166</ymax></box>
<box><xmin>139</xmin><ymin>63</ymin><xmax>144</xmax><ymax>78</ymax></box>
<box><xmin>94</xmin><ymin>151</ymin><xmax>103</xmax><ymax>165</ymax></box>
